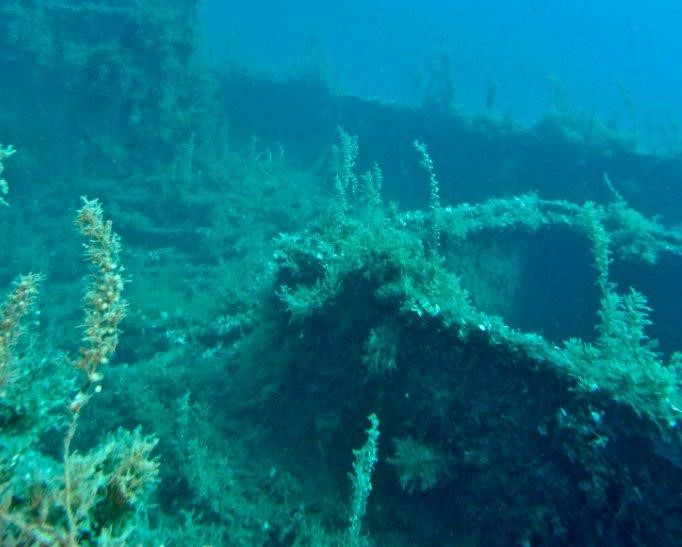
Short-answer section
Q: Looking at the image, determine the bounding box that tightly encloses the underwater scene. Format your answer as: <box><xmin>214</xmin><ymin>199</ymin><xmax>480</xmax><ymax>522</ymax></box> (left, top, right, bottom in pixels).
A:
<box><xmin>2</xmin><ymin>1</ymin><xmax>682</xmax><ymax>545</ymax></box>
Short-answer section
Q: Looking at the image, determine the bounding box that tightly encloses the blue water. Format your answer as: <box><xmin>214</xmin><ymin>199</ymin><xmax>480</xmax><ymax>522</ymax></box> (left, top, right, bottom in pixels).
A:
<box><xmin>203</xmin><ymin>0</ymin><xmax>682</xmax><ymax>140</ymax></box>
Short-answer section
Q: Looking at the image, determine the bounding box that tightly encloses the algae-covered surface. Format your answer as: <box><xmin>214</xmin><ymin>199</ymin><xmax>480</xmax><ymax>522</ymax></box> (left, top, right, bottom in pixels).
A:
<box><xmin>1</xmin><ymin>2</ymin><xmax>682</xmax><ymax>546</ymax></box>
